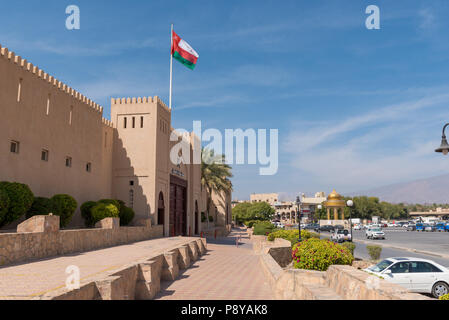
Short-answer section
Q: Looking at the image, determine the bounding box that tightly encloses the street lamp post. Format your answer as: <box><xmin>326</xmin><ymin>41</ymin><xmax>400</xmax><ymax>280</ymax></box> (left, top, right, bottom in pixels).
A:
<box><xmin>435</xmin><ymin>123</ymin><xmax>449</xmax><ymax>155</ymax></box>
<box><xmin>347</xmin><ymin>200</ymin><xmax>354</xmax><ymax>242</ymax></box>
<box><xmin>296</xmin><ymin>196</ymin><xmax>302</xmax><ymax>243</ymax></box>
<box><xmin>317</xmin><ymin>204</ymin><xmax>322</xmax><ymax>239</ymax></box>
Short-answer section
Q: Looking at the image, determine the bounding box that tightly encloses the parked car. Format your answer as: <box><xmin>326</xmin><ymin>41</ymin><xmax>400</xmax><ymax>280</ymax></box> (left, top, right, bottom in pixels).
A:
<box><xmin>424</xmin><ymin>224</ymin><xmax>436</xmax><ymax>232</ymax></box>
<box><xmin>304</xmin><ymin>223</ymin><xmax>319</xmax><ymax>230</ymax></box>
<box><xmin>416</xmin><ymin>223</ymin><xmax>424</xmax><ymax>232</ymax></box>
<box><xmin>446</xmin><ymin>223</ymin><xmax>449</xmax><ymax>232</ymax></box>
<box><xmin>437</xmin><ymin>223</ymin><xmax>446</xmax><ymax>232</ymax></box>
<box><xmin>317</xmin><ymin>225</ymin><xmax>335</xmax><ymax>232</ymax></box>
<box><xmin>331</xmin><ymin>229</ymin><xmax>352</xmax><ymax>243</ymax></box>
<box><xmin>364</xmin><ymin>257</ymin><xmax>449</xmax><ymax>298</ymax></box>
<box><xmin>366</xmin><ymin>227</ymin><xmax>385</xmax><ymax>240</ymax></box>
<box><xmin>354</xmin><ymin>224</ymin><xmax>362</xmax><ymax>230</ymax></box>
<box><xmin>406</xmin><ymin>224</ymin><xmax>416</xmax><ymax>232</ymax></box>
<box><xmin>334</xmin><ymin>225</ymin><xmax>344</xmax><ymax>230</ymax></box>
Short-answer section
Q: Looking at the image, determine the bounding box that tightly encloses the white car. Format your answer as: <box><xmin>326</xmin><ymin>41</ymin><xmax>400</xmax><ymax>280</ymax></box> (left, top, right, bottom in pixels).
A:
<box><xmin>364</xmin><ymin>257</ymin><xmax>449</xmax><ymax>298</ymax></box>
<box><xmin>353</xmin><ymin>224</ymin><xmax>362</xmax><ymax>230</ymax></box>
<box><xmin>365</xmin><ymin>227</ymin><xmax>385</xmax><ymax>240</ymax></box>
<box><xmin>330</xmin><ymin>229</ymin><xmax>352</xmax><ymax>243</ymax></box>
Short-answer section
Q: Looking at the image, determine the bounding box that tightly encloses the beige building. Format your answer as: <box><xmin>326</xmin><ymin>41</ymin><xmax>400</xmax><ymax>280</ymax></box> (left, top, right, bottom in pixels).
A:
<box><xmin>0</xmin><ymin>43</ymin><xmax>231</xmax><ymax>235</ymax></box>
<box><xmin>250</xmin><ymin>193</ymin><xmax>278</xmax><ymax>205</ymax></box>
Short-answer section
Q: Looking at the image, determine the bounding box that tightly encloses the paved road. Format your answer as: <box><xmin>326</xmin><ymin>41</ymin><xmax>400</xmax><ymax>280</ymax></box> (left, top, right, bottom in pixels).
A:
<box><xmin>352</xmin><ymin>229</ymin><xmax>449</xmax><ymax>257</ymax></box>
<box><xmin>320</xmin><ymin>229</ymin><xmax>449</xmax><ymax>267</ymax></box>
<box><xmin>155</xmin><ymin>228</ymin><xmax>273</xmax><ymax>300</ymax></box>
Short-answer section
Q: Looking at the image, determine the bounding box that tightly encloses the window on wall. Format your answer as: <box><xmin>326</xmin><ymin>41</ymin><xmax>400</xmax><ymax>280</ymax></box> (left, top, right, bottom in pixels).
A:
<box><xmin>46</xmin><ymin>94</ymin><xmax>51</xmax><ymax>115</ymax></box>
<box><xmin>140</xmin><ymin>116</ymin><xmax>144</xmax><ymax>128</ymax></box>
<box><xmin>132</xmin><ymin>117</ymin><xmax>135</xmax><ymax>128</ymax></box>
<box><xmin>69</xmin><ymin>106</ymin><xmax>73</xmax><ymax>125</ymax></box>
<box><xmin>41</xmin><ymin>149</ymin><xmax>49</xmax><ymax>162</ymax></box>
<box><xmin>17</xmin><ymin>79</ymin><xmax>22</xmax><ymax>102</ymax></box>
<box><xmin>10</xmin><ymin>141</ymin><xmax>20</xmax><ymax>154</ymax></box>
<box><xmin>104</xmin><ymin>132</ymin><xmax>107</xmax><ymax>148</ymax></box>
<box><xmin>86</xmin><ymin>162</ymin><xmax>92</xmax><ymax>172</ymax></box>
<box><xmin>65</xmin><ymin>157</ymin><xmax>72</xmax><ymax>168</ymax></box>
<box><xmin>124</xmin><ymin>117</ymin><xmax>127</xmax><ymax>129</ymax></box>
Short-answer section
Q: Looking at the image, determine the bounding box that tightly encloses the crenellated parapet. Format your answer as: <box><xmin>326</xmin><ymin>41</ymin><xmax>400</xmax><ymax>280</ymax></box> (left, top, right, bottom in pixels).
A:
<box><xmin>111</xmin><ymin>96</ymin><xmax>171</xmax><ymax>112</ymax></box>
<box><xmin>0</xmin><ymin>43</ymin><xmax>103</xmax><ymax>115</ymax></box>
<box><xmin>102</xmin><ymin>118</ymin><xmax>113</xmax><ymax>128</ymax></box>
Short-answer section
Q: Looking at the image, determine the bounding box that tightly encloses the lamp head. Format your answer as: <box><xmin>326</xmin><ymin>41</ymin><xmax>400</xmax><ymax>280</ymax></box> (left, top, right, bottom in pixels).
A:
<box><xmin>436</xmin><ymin>136</ymin><xmax>449</xmax><ymax>155</ymax></box>
<box><xmin>347</xmin><ymin>200</ymin><xmax>354</xmax><ymax>207</ymax></box>
<box><xmin>317</xmin><ymin>204</ymin><xmax>322</xmax><ymax>210</ymax></box>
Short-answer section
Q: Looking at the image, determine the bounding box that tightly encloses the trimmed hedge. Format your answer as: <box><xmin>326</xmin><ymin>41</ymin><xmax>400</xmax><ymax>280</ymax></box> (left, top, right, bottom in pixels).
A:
<box><xmin>366</xmin><ymin>245</ymin><xmax>382</xmax><ymax>261</ymax></box>
<box><xmin>27</xmin><ymin>197</ymin><xmax>52</xmax><ymax>219</ymax></box>
<box><xmin>292</xmin><ymin>238</ymin><xmax>354</xmax><ymax>271</ymax></box>
<box><xmin>341</xmin><ymin>242</ymin><xmax>356</xmax><ymax>256</ymax></box>
<box><xmin>267</xmin><ymin>229</ymin><xmax>318</xmax><ymax>246</ymax></box>
<box><xmin>51</xmin><ymin>194</ymin><xmax>77</xmax><ymax>228</ymax></box>
<box><xmin>244</xmin><ymin>220</ymin><xmax>261</xmax><ymax>228</ymax></box>
<box><xmin>253</xmin><ymin>221</ymin><xmax>277</xmax><ymax>236</ymax></box>
<box><xmin>0</xmin><ymin>182</ymin><xmax>34</xmax><ymax>227</ymax></box>
<box><xmin>80</xmin><ymin>201</ymin><xmax>97</xmax><ymax>227</ymax></box>
<box><xmin>91</xmin><ymin>203</ymin><xmax>119</xmax><ymax>224</ymax></box>
<box><xmin>0</xmin><ymin>188</ymin><xmax>10</xmax><ymax>223</ymax></box>
<box><xmin>120</xmin><ymin>206</ymin><xmax>135</xmax><ymax>226</ymax></box>
<box><xmin>81</xmin><ymin>199</ymin><xmax>135</xmax><ymax>227</ymax></box>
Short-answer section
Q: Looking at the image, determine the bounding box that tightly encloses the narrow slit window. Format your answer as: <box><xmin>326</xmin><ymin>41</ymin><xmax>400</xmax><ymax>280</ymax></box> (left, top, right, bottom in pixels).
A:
<box><xmin>41</xmin><ymin>149</ymin><xmax>49</xmax><ymax>162</ymax></box>
<box><xmin>104</xmin><ymin>132</ymin><xmax>107</xmax><ymax>148</ymax></box>
<box><xmin>10</xmin><ymin>141</ymin><xmax>20</xmax><ymax>154</ymax></box>
<box><xmin>17</xmin><ymin>79</ymin><xmax>22</xmax><ymax>102</ymax></box>
<box><xmin>69</xmin><ymin>106</ymin><xmax>73</xmax><ymax>125</ymax></box>
<box><xmin>86</xmin><ymin>162</ymin><xmax>92</xmax><ymax>172</ymax></box>
<box><xmin>124</xmin><ymin>117</ymin><xmax>127</xmax><ymax>129</ymax></box>
<box><xmin>140</xmin><ymin>116</ymin><xmax>144</xmax><ymax>128</ymax></box>
<box><xmin>65</xmin><ymin>157</ymin><xmax>72</xmax><ymax>168</ymax></box>
<box><xmin>46</xmin><ymin>95</ymin><xmax>51</xmax><ymax>115</ymax></box>
<box><xmin>132</xmin><ymin>117</ymin><xmax>135</xmax><ymax>128</ymax></box>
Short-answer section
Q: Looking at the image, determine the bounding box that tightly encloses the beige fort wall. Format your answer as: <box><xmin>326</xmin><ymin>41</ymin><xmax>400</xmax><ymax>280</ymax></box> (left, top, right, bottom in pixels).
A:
<box><xmin>0</xmin><ymin>44</ymin><xmax>113</xmax><ymax>228</ymax></box>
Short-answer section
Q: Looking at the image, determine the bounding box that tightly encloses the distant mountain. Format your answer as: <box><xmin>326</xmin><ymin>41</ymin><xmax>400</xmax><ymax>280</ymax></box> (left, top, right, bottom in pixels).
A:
<box><xmin>351</xmin><ymin>174</ymin><xmax>449</xmax><ymax>204</ymax></box>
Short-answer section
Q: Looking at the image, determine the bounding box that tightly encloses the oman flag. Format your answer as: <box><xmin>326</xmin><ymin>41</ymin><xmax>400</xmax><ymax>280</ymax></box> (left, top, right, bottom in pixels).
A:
<box><xmin>171</xmin><ymin>31</ymin><xmax>199</xmax><ymax>70</ymax></box>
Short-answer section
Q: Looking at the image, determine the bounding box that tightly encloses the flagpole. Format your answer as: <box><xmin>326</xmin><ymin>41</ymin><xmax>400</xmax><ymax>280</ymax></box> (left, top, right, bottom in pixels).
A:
<box><xmin>169</xmin><ymin>24</ymin><xmax>173</xmax><ymax>110</ymax></box>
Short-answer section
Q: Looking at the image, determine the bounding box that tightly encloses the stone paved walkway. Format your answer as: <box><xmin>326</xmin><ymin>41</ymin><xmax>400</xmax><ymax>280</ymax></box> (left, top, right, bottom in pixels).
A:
<box><xmin>155</xmin><ymin>227</ymin><xmax>274</xmax><ymax>300</ymax></box>
<box><xmin>0</xmin><ymin>237</ymin><xmax>199</xmax><ymax>300</ymax></box>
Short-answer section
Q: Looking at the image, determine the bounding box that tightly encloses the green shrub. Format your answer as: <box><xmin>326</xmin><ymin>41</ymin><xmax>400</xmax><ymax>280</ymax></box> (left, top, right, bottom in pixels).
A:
<box><xmin>50</xmin><ymin>194</ymin><xmax>77</xmax><ymax>228</ymax></box>
<box><xmin>440</xmin><ymin>293</ymin><xmax>449</xmax><ymax>300</ymax></box>
<box><xmin>120</xmin><ymin>206</ymin><xmax>135</xmax><ymax>226</ymax></box>
<box><xmin>292</xmin><ymin>239</ymin><xmax>354</xmax><ymax>271</ymax></box>
<box><xmin>341</xmin><ymin>242</ymin><xmax>356</xmax><ymax>256</ymax></box>
<box><xmin>91</xmin><ymin>203</ymin><xmax>119</xmax><ymax>224</ymax></box>
<box><xmin>244</xmin><ymin>220</ymin><xmax>260</xmax><ymax>228</ymax></box>
<box><xmin>0</xmin><ymin>188</ymin><xmax>10</xmax><ymax>224</ymax></box>
<box><xmin>267</xmin><ymin>229</ymin><xmax>319</xmax><ymax>246</ymax></box>
<box><xmin>253</xmin><ymin>221</ymin><xmax>277</xmax><ymax>235</ymax></box>
<box><xmin>366</xmin><ymin>245</ymin><xmax>382</xmax><ymax>261</ymax></box>
<box><xmin>27</xmin><ymin>197</ymin><xmax>52</xmax><ymax>219</ymax></box>
<box><xmin>0</xmin><ymin>182</ymin><xmax>34</xmax><ymax>227</ymax></box>
<box><xmin>80</xmin><ymin>201</ymin><xmax>97</xmax><ymax>227</ymax></box>
<box><xmin>98</xmin><ymin>199</ymin><xmax>121</xmax><ymax>209</ymax></box>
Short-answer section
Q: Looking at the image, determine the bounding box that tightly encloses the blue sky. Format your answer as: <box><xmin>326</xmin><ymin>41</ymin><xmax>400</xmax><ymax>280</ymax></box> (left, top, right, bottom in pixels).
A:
<box><xmin>1</xmin><ymin>0</ymin><xmax>449</xmax><ymax>200</ymax></box>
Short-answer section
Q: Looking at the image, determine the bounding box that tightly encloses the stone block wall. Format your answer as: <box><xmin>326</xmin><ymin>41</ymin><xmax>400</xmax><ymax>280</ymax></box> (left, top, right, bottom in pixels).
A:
<box><xmin>34</xmin><ymin>238</ymin><xmax>207</xmax><ymax>300</ymax></box>
<box><xmin>0</xmin><ymin>216</ymin><xmax>164</xmax><ymax>266</ymax></box>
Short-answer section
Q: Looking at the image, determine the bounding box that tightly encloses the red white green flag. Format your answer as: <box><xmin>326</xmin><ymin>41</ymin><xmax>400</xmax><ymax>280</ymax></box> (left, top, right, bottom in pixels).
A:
<box><xmin>171</xmin><ymin>31</ymin><xmax>199</xmax><ymax>70</ymax></box>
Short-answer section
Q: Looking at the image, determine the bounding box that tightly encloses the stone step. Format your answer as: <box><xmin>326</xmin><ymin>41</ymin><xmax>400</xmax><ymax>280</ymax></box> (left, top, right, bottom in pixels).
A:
<box><xmin>304</xmin><ymin>283</ymin><xmax>343</xmax><ymax>300</ymax></box>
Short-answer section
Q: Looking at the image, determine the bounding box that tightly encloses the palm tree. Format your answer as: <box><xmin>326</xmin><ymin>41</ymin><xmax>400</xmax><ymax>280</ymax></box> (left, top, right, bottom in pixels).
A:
<box><xmin>201</xmin><ymin>148</ymin><xmax>233</xmax><ymax>228</ymax></box>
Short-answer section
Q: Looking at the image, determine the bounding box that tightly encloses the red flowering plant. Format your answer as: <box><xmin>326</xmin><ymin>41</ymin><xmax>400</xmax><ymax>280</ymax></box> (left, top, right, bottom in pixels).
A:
<box><xmin>292</xmin><ymin>238</ymin><xmax>354</xmax><ymax>271</ymax></box>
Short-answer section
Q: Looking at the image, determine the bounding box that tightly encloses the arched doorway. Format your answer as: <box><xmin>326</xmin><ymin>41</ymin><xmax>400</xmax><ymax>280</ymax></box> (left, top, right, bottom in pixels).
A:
<box><xmin>195</xmin><ymin>201</ymin><xmax>199</xmax><ymax>235</ymax></box>
<box><xmin>158</xmin><ymin>192</ymin><xmax>165</xmax><ymax>235</ymax></box>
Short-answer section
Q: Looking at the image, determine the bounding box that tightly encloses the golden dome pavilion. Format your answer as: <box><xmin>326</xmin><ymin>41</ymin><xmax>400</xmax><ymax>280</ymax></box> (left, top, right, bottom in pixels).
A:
<box><xmin>323</xmin><ymin>189</ymin><xmax>346</xmax><ymax>220</ymax></box>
